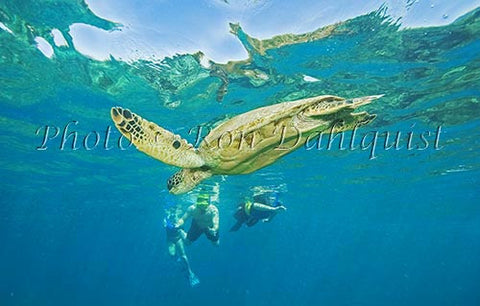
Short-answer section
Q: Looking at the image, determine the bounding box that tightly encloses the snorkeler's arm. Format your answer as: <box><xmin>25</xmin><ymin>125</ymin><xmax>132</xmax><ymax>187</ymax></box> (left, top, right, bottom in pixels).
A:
<box><xmin>210</xmin><ymin>183</ymin><xmax>220</xmax><ymax>203</ymax></box>
<box><xmin>264</xmin><ymin>205</ymin><xmax>286</xmax><ymax>222</ymax></box>
<box><xmin>176</xmin><ymin>205</ymin><xmax>194</xmax><ymax>227</ymax></box>
<box><xmin>211</xmin><ymin>206</ymin><xmax>220</xmax><ymax>231</ymax></box>
<box><xmin>252</xmin><ymin>202</ymin><xmax>277</xmax><ymax>212</ymax></box>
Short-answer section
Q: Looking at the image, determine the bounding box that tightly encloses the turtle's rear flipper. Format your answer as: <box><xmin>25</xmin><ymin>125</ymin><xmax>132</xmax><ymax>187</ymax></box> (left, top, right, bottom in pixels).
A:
<box><xmin>111</xmin><ymin>107</ymin><xmax>205</xmax><ymax>168</ymax></box>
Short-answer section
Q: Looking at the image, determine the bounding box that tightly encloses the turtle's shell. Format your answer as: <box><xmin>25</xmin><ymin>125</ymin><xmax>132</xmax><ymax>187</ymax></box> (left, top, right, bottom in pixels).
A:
<box><xmin>198</xmin><ymin>95</ymin><xmax>343</xmax><ymax>174</ymax></box>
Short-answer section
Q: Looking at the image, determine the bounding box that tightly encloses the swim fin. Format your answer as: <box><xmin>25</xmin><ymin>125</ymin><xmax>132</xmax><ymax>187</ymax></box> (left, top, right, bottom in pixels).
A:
<box><xmin>189</xmin><ymin>272</ymin><xmax>200</xmax><ymax>287</ymax></box>
<box><xmin>230</xmin><ymin>221</ymin><xmax>243</xmax><ymax>232</ymax></box>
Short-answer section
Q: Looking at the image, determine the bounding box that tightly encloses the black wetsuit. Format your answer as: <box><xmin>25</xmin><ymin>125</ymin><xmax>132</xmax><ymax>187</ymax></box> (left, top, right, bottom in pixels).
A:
<box><xmin>230</xmin><ymin>202</ymin><xmax>275</xmax><ymax>231</ymax></box>
<box><xmin>166</xmin><ymin>225</ymin><xmax>182</xmax><ymax>242</ymax></box>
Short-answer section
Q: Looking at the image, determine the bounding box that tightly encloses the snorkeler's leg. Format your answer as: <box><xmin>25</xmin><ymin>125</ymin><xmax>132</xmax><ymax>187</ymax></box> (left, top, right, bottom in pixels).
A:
<box><xmin>176</xmin><ymin>240</ymin><xmax>200</xmax><ymax>287</ymax></box>
<box><xmin>179</xmin><ymin>228</ymin><xmax>187</xmax><ymax>240</ymax></box>
<box><xmin>167</xmin><ymin>242</ymin><xmax>176</xmax><ymax>257</ymax></box>
<box><xmin>185</xmin><ymin>220</ymin><xmax>202</xmax><ymax>245</ymax></box>
<box><xmin>246</xmin><ymin>218</ymin><xmax>259</xmax><ymax>227</ymax></box>
<box><xmin>176</xmin><ymin>241</ymin><xmax>191</xmax><ymax>273</ymax></box>
<box><xmin>176</xmin><ymin>240</ymin><xmax>189</xmax><ymax>268</ymax></box>
<box><xmin>229</xmin><ymin>220</ymin><xmax>243</xmax><ymax>232</ymax></box>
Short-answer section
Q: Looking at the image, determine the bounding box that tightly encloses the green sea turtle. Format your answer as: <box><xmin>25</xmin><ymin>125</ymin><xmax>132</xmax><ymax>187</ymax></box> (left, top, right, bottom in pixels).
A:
<box><xmin>111</xmin><ymin>94</ymin><xmax>381</xmax><ymax>194</ymax></box>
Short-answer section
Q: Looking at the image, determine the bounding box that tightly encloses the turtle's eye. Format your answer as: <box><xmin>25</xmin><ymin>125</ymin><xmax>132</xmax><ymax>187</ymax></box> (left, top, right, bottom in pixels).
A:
<box><xmin>172</xmin><ymin>140</ymin><xmax>181</xmax><ymax>149</ymax></box>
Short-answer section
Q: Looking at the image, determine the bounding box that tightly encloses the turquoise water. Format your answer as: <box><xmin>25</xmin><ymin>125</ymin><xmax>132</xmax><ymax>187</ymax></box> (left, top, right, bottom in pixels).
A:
<box><xmin>1</xmin><ymin>2</ymin><xmax>480</xmax><ymax>306</ymax></box>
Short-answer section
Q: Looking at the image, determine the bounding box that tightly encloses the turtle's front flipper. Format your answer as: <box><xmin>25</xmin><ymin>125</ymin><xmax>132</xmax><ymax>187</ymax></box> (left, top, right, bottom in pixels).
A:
<box><xmin>111</xmin><ymin>107</ymin><xmax>205</xmax><ymax>168</ymax></box>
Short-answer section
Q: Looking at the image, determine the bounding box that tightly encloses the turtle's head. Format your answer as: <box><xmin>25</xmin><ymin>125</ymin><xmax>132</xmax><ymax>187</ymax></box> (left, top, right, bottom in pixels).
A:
<box><xmin>167</xmin><ymin>168</ymin><xmax>212</xmax><ymax>195</ymax></box>
<box><xmin>296</xmin><ymin>95</ymin><xmax>379</xmax><ymax>134</ymax></box>
<box><xmin>167</xmin><ymin>170</ymin><xmax>195</xmax><ymax>195</ymax></box>
<box><xmin>331</xmin><ymin>112</ymin><xmax>377</xmax><ymax>133</ymax></box>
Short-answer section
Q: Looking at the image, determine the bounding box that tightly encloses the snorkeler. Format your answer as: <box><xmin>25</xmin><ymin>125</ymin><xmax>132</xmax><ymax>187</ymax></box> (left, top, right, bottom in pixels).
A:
<box><xmin>164</xmin><ymin>204</ymin><xmax>200</xmax><ymax>287</ymax></box>
<box><xmin>176</xmin><ymin>193</ymin><xmax>220</xmax><ymax>246</ymax></box>
<box><xmin>230</xmin><ymin>192</ymin><xmax>287</xmax><ymax>232</ymax></box>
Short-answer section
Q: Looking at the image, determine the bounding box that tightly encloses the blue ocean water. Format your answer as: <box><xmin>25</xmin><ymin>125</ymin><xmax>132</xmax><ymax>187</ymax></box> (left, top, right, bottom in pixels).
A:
<box><xmin>1</xmin><ymin>2</ymin><xmax>480</xmax><ymax>306</ymax></box>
